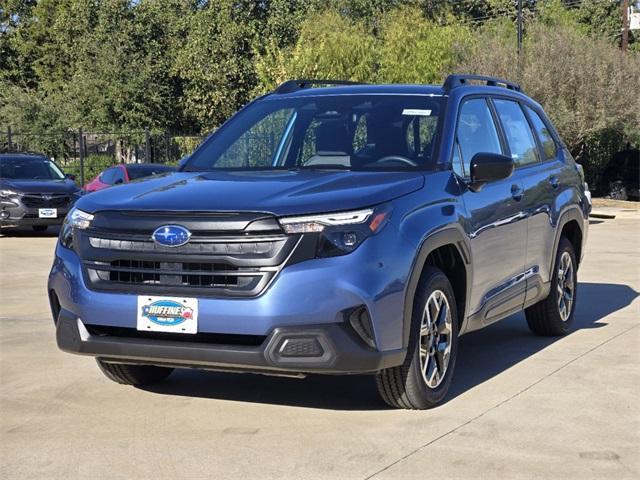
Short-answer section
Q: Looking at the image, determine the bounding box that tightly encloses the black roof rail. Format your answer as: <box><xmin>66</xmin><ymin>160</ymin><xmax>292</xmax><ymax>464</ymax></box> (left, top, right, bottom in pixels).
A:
<box><xmin>443</xmin><ymin>74</ymin><xmax>521</xmax><ymax>93</ymax></box>
<box><xmin>274</xmin><ymin>79</ymin><xmax>366</xmax><ymax>94</ymax></box>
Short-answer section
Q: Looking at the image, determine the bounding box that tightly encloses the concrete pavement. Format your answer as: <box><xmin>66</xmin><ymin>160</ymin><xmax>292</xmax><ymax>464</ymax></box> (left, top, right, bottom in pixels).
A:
<box><xmin>1</xmin><ymin>210</ymin><xmax>638</xmax><ymax>480</ymax></box>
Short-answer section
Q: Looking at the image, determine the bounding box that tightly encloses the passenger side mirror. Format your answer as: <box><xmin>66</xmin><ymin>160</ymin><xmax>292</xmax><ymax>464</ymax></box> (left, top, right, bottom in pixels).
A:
<box><xmin>114</xmin><ymin>179</ymin><xmax>124</xmax><ymax>185</ymax></box>
<box><xmin>469</xmin><ymin>152</ymin><xmax>514</xmax><ymax>192</ymax></box>
<box><xmin>65</xmin><ymin>173</ymin><xmax>76</xmax><ymax>181</ymax></box>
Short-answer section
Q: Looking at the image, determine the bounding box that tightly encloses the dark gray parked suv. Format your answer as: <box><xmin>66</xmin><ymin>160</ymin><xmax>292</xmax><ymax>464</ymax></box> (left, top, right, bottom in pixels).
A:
<box><xmin>1</xmin><ymin>153</ymin><xmax>81</xmax><ymax>231</ymax></box>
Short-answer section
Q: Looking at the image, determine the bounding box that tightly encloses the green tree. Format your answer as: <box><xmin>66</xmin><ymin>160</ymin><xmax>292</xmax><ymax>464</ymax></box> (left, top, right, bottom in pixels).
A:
<box><xmin>175</xmin><ymin>0</ymin><xmax>263</xmax><ymax>130</ymax></box>
<box><xmin>255</xmin><ymin>10</ymin><xmax>377</xmax><ymax>91</ymax></box>
<box><xmin>377</xmin><ymin>7</ymin><xmax>474</xmax><ymax>83</ymax></box>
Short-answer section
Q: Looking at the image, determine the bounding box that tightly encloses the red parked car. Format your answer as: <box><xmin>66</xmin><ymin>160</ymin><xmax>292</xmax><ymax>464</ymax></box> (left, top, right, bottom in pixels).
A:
<box><xmin>83</xmin><ymin>163</ymin><xmax>175</xmax><ymax>192</ymax></box>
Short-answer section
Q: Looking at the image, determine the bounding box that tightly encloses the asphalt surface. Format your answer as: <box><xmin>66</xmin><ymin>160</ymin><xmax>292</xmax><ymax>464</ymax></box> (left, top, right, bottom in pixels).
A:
<box><xmin>1</xmin><ymin>209</ymin><xmax>638</xmax><ymax>480</ymax></box>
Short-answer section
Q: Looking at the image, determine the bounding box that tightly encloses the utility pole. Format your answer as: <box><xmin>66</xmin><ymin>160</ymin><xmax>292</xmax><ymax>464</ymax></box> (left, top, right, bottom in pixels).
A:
<box><xmin>622</xmin><ymin>0</ymin><xmax>630</xmax><ymax>53</ymax></box>
<box><xmin>517</xmin><ymin>0</ymin><xmax>523</xmax><ymax>56</ymax></box>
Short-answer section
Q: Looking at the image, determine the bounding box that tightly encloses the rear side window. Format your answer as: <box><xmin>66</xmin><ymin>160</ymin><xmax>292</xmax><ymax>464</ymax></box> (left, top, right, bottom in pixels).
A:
<box><xmin>455</xmin><ymin>98</ymin><xmax>502</xmax><ymax>177</ymax></box>
<box><xmin>493</xmin><ymin>99</ymin><xmax>539</xmax><ymax>167</ymax></box>
<box><xmin>406</xmin><ymin>115</ymin><xmax>438</xmax><ymax>161</ymax></box>
<box><xmin>526</xmin><ymin>106</ymin><xmax>557</xmax><ymax>160</ymax></box>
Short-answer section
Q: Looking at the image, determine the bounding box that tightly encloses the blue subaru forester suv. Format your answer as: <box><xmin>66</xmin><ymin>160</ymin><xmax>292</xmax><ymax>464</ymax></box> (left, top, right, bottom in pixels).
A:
<box><xmin>49</xmin><ymin>75</ymin><xmax>590</xmax><ymax>409</ymax></box>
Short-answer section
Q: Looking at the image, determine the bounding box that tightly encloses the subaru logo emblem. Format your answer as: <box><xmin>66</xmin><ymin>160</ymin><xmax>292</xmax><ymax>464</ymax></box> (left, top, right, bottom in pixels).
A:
<box><xmin>152</xmin><ymin>225</ymin><xmax>191</xmax><ymax>247</ymax></box>
<box><xmin>43</xmin><ymin>194</ymin><xmax>53</xmax><ymax>201</ymax></box>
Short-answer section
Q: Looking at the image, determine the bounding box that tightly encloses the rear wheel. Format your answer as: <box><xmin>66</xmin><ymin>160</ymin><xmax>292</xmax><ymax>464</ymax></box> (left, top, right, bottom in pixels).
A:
<box><xmin>96</xmin><ymin>359</ymin><xmax>173</xmax><ymax>386</ymax></box>
<box><xmin>32</xmin><ymin>225</ymin><xmax>48</xmax><ymax>232</ymax></box>
<box><xmin>525</xmin><ymin>237</ymin><xmax>577</xmax><ymax>336</ymax></box>
<box><xmin>376</xmin><ymin>267</ymin><xmax>458</xmax><ymax>409</ymax></box>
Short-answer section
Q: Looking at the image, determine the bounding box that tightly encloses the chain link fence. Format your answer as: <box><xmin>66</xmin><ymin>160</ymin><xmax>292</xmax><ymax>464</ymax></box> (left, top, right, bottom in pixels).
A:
<box><xmin>0</xmin><ymin>127</ymin><xmax>206</xmax><ymax>186</ymax></box>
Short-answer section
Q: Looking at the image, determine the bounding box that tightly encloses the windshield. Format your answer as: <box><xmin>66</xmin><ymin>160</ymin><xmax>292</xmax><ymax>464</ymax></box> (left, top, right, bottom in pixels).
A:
<box><xmin>0</xmin><ymin>157</ymin><xmax>65</xmax><ymax>180</ymax></box>
<box><xmin>186</xmin><ymin>94</ymin><xmax>444</xmax><ymax>171</ymax></box>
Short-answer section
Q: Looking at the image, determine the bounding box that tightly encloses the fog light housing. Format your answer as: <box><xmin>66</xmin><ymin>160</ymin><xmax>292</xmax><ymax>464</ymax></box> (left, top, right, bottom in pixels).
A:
<box><xmin>279</xmin><ymin>338</ymin><xmax>324</xmax><ymax>357</ymax></box>
<box><xmin>0</xmin><ymin>210</ymin><xmax>10</xmax><ymax>220</ymax></box>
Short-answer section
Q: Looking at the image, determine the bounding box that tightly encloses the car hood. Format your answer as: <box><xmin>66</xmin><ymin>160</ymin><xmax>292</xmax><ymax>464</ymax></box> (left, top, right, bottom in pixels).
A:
<box><xmin>77</xmin><ymin>170</ymin><xmax>425</xmax><ymax>216</ymax></box>
<box><xmin>1</xmin><ymin>178</ymin><xmax>79</xmax><ymax>194</ymax></box>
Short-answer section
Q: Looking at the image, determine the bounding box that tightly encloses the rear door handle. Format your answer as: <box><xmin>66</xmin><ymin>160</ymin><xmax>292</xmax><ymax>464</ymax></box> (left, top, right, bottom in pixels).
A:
<box><xmin>511</xmin><ymin>184</ymin><xmax>524</xmax><ymax>201</ymax></box>
<box><xmin>549</xmin><ymin>175</ymin><xmax>559</xmax><ymax>189</ymax></box>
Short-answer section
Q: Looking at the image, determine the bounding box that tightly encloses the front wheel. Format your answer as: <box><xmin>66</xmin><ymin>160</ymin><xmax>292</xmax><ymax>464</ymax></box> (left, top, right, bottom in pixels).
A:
<box><xmin>525</xmin><ymin>237</ymin><xmax>577</xmax><ymax>336</ymax></box>
<box><xmin>96</xmin><ymin>359</ymin><xmax>173</xmax><ymax>386</ymax></box>
<box><xmin>376</xmin><ymin>267</ymin><xmax>459</xmax><ymax>409</ymax></box>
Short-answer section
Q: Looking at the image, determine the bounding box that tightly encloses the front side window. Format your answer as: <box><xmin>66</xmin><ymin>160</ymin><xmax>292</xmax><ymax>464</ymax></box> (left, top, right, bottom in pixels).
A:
<box><xmin>526</xmin><ymin>106</ymin><xmax>557</xmax><ymax>160</ymax></box>
<box><xmin>455</xmin><ymin>98</ymin><xmax>502</xmax><ymax>177</ymax></box>
<box><xmin>0</xmin><ymin>157</ymin><xmax>65</xmax><ymax>180</ymax></box>
<box><xmin>493</xmin><ymin>99</ymin><xmax>539</xmax><ymax>167</ymax></box>
<box><xmin>186</xmin><ymin>95</ymin><xmax>445</xmax><ymax>171</ymax></box>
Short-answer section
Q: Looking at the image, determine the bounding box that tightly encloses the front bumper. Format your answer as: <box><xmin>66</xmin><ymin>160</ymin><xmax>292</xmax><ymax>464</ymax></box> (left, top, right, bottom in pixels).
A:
<box><xmin>1</xmin><ymin>199</ymin><xmax>70</xmax><ymax>226</ymax></box>
<box><xmin>48</xmin><ymin>220</ymin><xmax>416</xmax><ymax>374</ymax></box>
<box><xmin>55</xmin><ymin>308</ymin><xmax>405</xmax><ymax>374</ymax></box>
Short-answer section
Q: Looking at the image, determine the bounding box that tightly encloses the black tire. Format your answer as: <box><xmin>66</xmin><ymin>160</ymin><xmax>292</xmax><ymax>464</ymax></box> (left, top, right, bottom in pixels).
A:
<box><xmin>32</xmin><ymin>225</ymin><xmax>48</xmax><ymax>232</ymax></box>
<box><xmin>96</xmin><ymin>359</ymin><xmax>173</xmax><ymax>386</ymax></box>
<box><xmin>376</xmin><ymin>267</ymin><xmax>459</xmax><ymax>409</ymax></box>
<box><xmin>525</xmin><ymin>237</ymin><xmax>577</xmax><ymax>336</ymax></box>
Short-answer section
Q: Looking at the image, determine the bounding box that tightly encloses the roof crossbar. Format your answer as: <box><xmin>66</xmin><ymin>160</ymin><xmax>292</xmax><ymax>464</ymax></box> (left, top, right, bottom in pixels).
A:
<box><xmin>443</xmin><ymin>74</ymin><xmax>521</xmax><ymax>92</ymax></box>
<box><xmin>274</xmin><ymin>79</ymin><xmax>367</xmax><ymax>94</ymax></box>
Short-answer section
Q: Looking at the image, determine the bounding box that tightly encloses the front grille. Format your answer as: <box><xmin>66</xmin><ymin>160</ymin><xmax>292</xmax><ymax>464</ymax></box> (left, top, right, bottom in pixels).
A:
<box><xmin>22</xmin><ymin>194</ymin><xmax>71</xmax><ymax>208</ymax></box>
<box><xmin>87</xmin><ymin>259</ymin><xmax>258</xmax><ymax>289</ymax></box>
<box><xmin>77</xmin><ymin>211</ymin><xmax>302</xmax><ymax>298</ymax></box>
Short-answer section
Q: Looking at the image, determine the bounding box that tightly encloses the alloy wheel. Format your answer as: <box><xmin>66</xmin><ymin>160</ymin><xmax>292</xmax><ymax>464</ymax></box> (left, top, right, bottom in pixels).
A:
<box><xmin>557</xmin><ymin>251</ymin><xmax>575</xmax><ymax>321</ymax></box>
<box><xmin>419</xmin><ymin>290</ymin><xmax>453</xmax><ymax>389</ymax></box>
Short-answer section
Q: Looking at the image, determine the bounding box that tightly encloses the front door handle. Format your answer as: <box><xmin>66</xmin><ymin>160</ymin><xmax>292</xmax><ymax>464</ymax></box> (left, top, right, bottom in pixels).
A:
<box><xmin>511</xmin><ymin>184</ymin><xmax>524</xmax><ymax>201</ymax></box>
<box><xmin>549</xmin><ymin>175</ymin><xmax>559</xmax><ymax>189</ymax></box>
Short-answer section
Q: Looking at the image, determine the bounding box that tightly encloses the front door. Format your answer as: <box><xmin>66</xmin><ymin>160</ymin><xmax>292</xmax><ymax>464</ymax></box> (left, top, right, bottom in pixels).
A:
<box><xmin>452</xmin><ymin>97</ymin><xmax>528</xmax><ymax>324</ymax></box>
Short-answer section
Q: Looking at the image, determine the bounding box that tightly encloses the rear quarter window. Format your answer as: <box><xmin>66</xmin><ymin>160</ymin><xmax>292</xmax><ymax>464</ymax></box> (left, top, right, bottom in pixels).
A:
<box><xmin>526</xmin><ymin>106</ymin><xmax>558</xmax><ymax>160</ymax></box>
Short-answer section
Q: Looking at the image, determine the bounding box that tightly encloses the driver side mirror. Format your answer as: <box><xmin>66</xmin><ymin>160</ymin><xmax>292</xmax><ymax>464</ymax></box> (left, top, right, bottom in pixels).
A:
<box><xmin>468</xmin><ymin>152</ymin><xmax>514</xmax><ymax>192</ymax></box>
<box><xmin>65</xmin><ymin>173</ymin><xmax>76</xmax><ymax>181</ymax></box>
<box><xmin>114</xmin><ymin>179</ymin><xmax>124</xmax><ymax>185</ymax></box>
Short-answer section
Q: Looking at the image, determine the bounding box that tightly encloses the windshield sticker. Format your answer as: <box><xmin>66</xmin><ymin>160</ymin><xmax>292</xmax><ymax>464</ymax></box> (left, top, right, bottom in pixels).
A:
<box><xmin>402</xmin><ymin>109</ymin><xmax>432</xmax><ymax>116</ymax></box>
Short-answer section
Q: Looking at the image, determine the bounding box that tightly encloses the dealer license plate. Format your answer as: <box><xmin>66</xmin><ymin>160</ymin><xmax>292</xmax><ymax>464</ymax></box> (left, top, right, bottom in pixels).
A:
<box><xmin>136</xmin><ymin>296</ymin><xmax>198</xmax><ymax>334</ymax></box>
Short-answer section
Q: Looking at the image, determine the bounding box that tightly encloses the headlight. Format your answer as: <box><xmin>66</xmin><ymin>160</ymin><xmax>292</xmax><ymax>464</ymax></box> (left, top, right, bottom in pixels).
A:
<box><xmin>60</xmin><ymin>207</ymin><xmax>94</xmax><ymax>249</ymax></box>
<box><xmin>0</xmin><ymin>189</ymin><xmax>18</xmax><ymax>197</ymax></box>
<box><xmin>279</xmin><ymin>205</ymin><xmax>391</xmax><ymax>257</ymax></box>
<box><xmin>279</xmin><ymin>209</ymin><xmax>375</xmax><ymax>233</ymax></box>
<box><xmin>67</xmin><ymin>207</ymin><xmax>94</xmax><ymax>229</ymax></box>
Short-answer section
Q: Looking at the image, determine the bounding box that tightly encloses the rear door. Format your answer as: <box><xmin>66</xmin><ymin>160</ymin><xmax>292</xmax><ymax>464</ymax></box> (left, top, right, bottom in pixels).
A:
<box><xmin>520</xmin><ymin>104</ymin><xmax>564</xmax><ymax>289</ymax></box>
<box><xmin>453</xmin><ymin>97</ymin><xmax>527</xmax><ymax>323</ymax></box>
